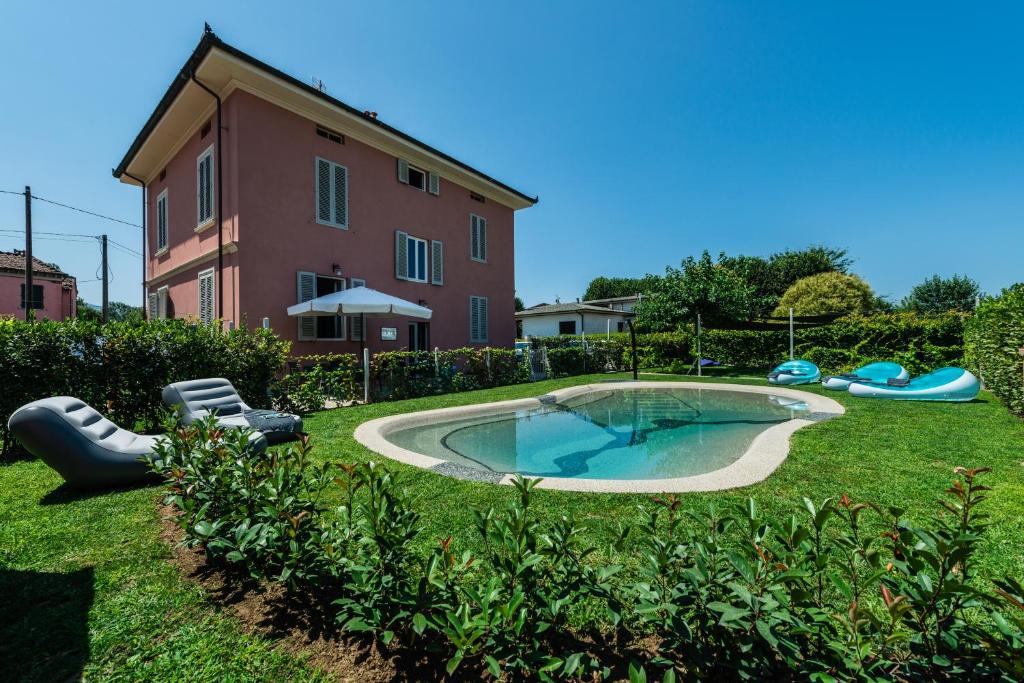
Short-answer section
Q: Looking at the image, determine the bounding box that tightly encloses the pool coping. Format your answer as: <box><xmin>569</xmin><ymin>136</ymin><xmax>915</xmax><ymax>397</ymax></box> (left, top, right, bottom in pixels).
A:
<box><xmin>353</xmin><ymin>381</ymin><xmax>845</xmax><ymax>493</ymax></box>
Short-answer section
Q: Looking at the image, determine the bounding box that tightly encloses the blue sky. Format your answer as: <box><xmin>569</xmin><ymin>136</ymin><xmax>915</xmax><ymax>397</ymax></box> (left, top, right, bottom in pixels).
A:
<box><xmin>1</xmin><ymin>1</ymin><xmax>1020</xmax><ymax>308</ymax></box>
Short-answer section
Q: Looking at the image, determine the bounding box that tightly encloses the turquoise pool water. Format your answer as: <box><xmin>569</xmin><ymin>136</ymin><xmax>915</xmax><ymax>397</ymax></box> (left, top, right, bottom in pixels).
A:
<box><xmin>387</xmin><ymin>388</ymin><xmax>809</xmax><ymax>480</ymax></box>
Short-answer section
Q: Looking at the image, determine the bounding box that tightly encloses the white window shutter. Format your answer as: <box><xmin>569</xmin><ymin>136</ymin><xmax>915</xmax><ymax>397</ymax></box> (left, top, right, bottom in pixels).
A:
<box><xmin>316</xmin><ymin>158</ymin><xmax>331</xmax><ymax>223</ymax></box>
<box><xmin>430</xmin><ymin>240</ymin><xmax>443</xmax><ymax>285</ymax></box>
<box><xmin>333</xmin><ymin>165</ymin><xmax>348</xmax><ymax>227</ymax></box>
<box><xmin>349</xmin><ymin>314</ymin><xmax>364</xmax><ymax>341</ymax></box>
<box><xmin>198</xmin><ymin>269</ymin><xmax>215</xmax><ymax>325</ymax></box>
<box><xmin>157</xmin><ymin>288</ymin><xmax>168</xmax><ymax>320</ymax></box>
<box><xmin>395</xmin><ymin>230</ymin><xmax>409</xmax><ymax>280</ymax></box>
<box><xmin>478</xmin><ymin>217</ymin><xmax>487</xmax><ymax>261</ymax></box>
<box><xmin>428</xmin><ymin>171</ymin><xmax>440</xmax><ymax>196</ymax></box>
<box><xmin>479</xmin><ymin>297</ymin><xmax>488</xmax><ymax>342</ymax></box>
<box><xmin>397</xmin><ymin>158</ymin><xmax>409</xmax><ymax>184</ymax></box>
<box><xmin>148</xmin><ymin>293</ymin><xmax>158</xmax><ymax>321</ymax></box>
<box><xmin>296</xmin><ymin>271</ymin><xmax>316</xmax><ymax>340</ymax></box>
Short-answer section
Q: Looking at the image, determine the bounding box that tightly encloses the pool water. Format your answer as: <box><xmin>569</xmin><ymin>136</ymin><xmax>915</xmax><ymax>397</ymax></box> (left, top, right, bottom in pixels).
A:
<box><xmin>386</xmin><ymin>388</ymin><xmax>809</xmax><ymax>480</ymax></box>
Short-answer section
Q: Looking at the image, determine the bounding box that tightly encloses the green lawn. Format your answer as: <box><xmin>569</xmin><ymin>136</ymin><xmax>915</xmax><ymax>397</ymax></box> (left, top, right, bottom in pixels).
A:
<box><xmin>2</xmin><ymin>372</ymin><xmax>1023</xmax><ymax>680</ymax></box>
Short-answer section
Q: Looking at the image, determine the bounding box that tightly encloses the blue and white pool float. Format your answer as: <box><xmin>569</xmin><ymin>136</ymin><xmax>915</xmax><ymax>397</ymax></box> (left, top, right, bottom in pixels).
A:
<box><xmin>767</xmin><ymin>360</ymin><xmax>821</xmax><ymax>386</ymax></box>
<box><xmin>848</xmin><ymin>367</ymin><xmax>980</xmax><ymax>402</ymax></box>
<box><xmin>821</xmin><ymin>362</ymin><xmax>909</xmax><ymax>391</ymax></box>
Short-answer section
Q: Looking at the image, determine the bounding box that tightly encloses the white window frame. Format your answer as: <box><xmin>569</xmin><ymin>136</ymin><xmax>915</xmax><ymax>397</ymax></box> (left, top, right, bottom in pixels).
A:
<box><xmin>405</xmin><ymin>236</ymin><xmax>428</xmax><ymax>283</ymax></box>
<box><xmin>157</xmin><ymin>286</ymin><xmax>169</xmax><ymax>320</ymax></box>
<box><xmin>315</xmin><ymin>275</ymin><xmax>348</xmax><ymax>341</ymax></box>
<box><xmin>406</xmin><ymin>164</ymin><xmax>427</xmax><ymax>191</ymax></box>
<box><xmin>470</xmin><ymin>213</ymin><xmax>487</xmax><ymax>263</ymax></box>
<box><xmin>198</xmin><ymin>268</ymin><xmax>215</xmax><ymax>325</ymax></box>
<box><xmin>314</xmin><ymin>156</ymin><xmax>349</xmax><ymax>229</ymax></box>
<box><xmin>470</xmin><ymin>295</ymin><xmax>489</xmax><ymax>343</ymax></box>
<box><xmin>155</xmin><ymin>189</ymin><xmax>169</xmax><ymax>254</ymax></box>
<box><xmin>196</xmin><ymin>145</ymin><xmax>215</xmax><ymax>230</ymax></box>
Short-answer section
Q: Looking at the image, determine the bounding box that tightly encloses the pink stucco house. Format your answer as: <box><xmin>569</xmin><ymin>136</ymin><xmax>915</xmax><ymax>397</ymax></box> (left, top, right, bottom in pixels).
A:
<box><xmin>113</xmin><ymin>27</ymin><xmax>536</xmax><ymax>354</ymax></box>
<box><xmin>0</xmin><ymin>250</ymin><xmax>77</xmax><ymax>321</ymax></box>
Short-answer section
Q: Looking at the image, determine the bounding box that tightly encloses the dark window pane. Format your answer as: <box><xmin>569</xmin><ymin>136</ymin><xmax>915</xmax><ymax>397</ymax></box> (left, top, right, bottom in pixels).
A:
<box><xmin>559</xmin><ymin>320</ymin><xmax>576</xmax><ymax>335</ymax></box>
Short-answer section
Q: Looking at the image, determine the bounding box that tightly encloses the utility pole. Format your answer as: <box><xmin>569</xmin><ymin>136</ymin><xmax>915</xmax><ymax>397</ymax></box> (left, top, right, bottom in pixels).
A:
<box><xmin>101</xmin><ymin>234</ymin><xmax>109</xmax><ymax>323</ymax></box>
<box><xmin>24</xmin><ymin>186</ymin><xmax>32</xmax><ymax>321</ymax></box>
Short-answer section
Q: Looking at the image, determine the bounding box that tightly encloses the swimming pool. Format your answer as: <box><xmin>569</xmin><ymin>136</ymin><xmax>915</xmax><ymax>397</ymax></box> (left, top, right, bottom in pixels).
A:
<box><xmin>355</xmin><ymin>382</ymin><xmax>844</xmax><ymax>493</ymax></box>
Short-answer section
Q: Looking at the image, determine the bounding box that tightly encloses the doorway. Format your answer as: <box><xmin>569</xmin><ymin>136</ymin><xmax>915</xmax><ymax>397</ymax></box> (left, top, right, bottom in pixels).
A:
<box><xmin>409</xmin><ymin>321</ymin><xmax>429</xmax><ymax>351</ymax></box>
<box><xmin>315</xmin><ymin>276</ymin><xmax>345</xmax><ymax>339</ymax></box>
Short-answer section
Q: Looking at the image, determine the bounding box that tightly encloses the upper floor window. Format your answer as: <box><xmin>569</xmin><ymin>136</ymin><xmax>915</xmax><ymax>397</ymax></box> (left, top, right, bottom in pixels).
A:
<box><xmin>197</xmin><ymin>146</ymin><xmax>214</xmax><ymax>227</ymax></box>
<box><xmin>156</xmin><ymin>189</ymin><xmax>169</xmax><ymax>252</ymax></box>
<box><xmin>316</xmin><ymin>125</ymin><xmax>344</xmax><ymax>144</ymax></box>
<box><xmin>397</xmin><ymin>158</ymin><xmax>440</xmax><ymax>195</ymax></box>
<box><xmin>315</xmin><ymin>157</ymin><xmax>349</xmax><ymax>228</ymax></box>
<box><xmin>470</xmin><ymin>214</ymin><xmax>487</xmax><ymax>262</ymax></box>
<box><xmin>395</xmin><ymin>231</ymin><xmax>443</xmax><ymax>284</ymax></box>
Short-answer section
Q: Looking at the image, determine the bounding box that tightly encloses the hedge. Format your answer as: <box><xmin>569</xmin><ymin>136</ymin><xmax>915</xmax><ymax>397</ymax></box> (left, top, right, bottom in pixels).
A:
<box><xmin>0</xmin><ymin>318</ymin><xmax>289</xmax><ymax>454</ymax></box>
<box><xmin>965</xmin><ymin>285</ymin><xmax>1024</xmax><ymax>417</ymax></box>
<box><xmin>371</xmin><ymin>347</ymin><xmax>530</xmax><ymax>400</ymax></box>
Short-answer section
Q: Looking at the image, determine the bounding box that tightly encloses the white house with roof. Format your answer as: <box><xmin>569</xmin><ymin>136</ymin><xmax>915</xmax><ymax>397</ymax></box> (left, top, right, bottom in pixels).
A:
<box><xmin>516</xmin><ymin>301</ymin><xmax>633</xmax><ymax>338</ymax></box>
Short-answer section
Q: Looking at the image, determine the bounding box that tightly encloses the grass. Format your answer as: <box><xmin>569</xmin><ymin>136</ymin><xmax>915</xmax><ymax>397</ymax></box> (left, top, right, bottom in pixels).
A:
<box><xmin>2</xmin><ymin>372</ymin><xmax>1023</xmax><ymax>680</ymax></box>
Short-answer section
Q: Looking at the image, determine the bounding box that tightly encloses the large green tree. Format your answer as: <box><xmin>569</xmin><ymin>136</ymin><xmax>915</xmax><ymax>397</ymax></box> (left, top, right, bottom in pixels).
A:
<box><xmin>772</xmin><ymin>272</ymin><xmax>876</xmax><ymax>317</ymax></box>
<box><xmin>76</xmin><ymin>299</ymin><xmax>143</xmax><ymax>323</ymax></box>
<box><xmin>633</xmin><ymin>251</ymin><xmax>753</xmax><ymax>331</ymax></box>
<box><xmin>582</xmin><ymin>275</ymin><xmax>660</xmax><ymax>302</ymax></box>
<box><xmin>901</xmin><ymin>274</ymin><xmax>980</xmax><ymax>313</ymax></box>
<box><xmin>720</xmin><ymin>245</ymin><xmax>851</xmax><ymax>318</ymax></box>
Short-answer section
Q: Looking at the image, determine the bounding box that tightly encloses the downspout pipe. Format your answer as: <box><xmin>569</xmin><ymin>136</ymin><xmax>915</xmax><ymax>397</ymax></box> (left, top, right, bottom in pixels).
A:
<box><xmin>122</xmin><ymin>171</ymin><xmax>147</xmax><ymax>314</ymax></box>
<box><xmin>189</xmin><ymin>72</ymin><xmax>224</xmax><ymax>322</ymax></box>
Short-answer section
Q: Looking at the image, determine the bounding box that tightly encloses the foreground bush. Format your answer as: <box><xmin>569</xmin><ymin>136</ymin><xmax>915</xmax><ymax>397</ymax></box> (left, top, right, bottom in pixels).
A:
<box><xmin>965</xmin><ymin>285</ymin><xmax>1024</xmax><ymax>417</ymax></box>
<box><xmin>0</xmin><ymin>318</ymin><xmax>288</xmax><ymax>454</ymax></box>
<box><xmin>153</xmin><ymin>425</ymin><xmax>1023</xmax><ymax>680</ymax></box>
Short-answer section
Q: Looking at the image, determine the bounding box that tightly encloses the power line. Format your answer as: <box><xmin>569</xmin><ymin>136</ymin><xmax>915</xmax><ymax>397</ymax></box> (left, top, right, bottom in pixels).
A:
<box><xmin>0</xmin><ymin>188</ymin><xmax>141</xmax><ymax>229</ymax></box>
<box><xmin>0</xmin><ymin>228</ymin><xmax>141</xmax><ymax>258</ymax></box>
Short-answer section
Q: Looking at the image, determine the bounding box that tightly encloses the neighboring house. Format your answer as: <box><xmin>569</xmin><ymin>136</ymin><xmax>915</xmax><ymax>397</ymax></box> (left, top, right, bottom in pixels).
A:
<box><xmin>0</xmin><ymin>250</ymin><xmax>77</xmax><ymax>321</ymax></box>
<box><xmin>582</xmin><ymin>294</ymin><xmax>642</xmax><ymax>312</ymax></box>
<box><xmin>516</xmin><ymin>302</ymin><xmax>633</xmax><ymax>338</ymax></box>
<box><xmin>113</xmin><ymin>27</ymin><xmax>536</xmax><ymax>353</ymax></box>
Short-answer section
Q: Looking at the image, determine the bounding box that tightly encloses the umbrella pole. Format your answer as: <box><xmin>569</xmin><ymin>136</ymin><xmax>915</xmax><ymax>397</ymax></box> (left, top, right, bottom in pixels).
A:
<box><xmin>360</xmin><ymin>313</ymin><xmax>368</xmax><ymax>404</ymax></box>
<box><xmin>359</xmin><ymin>313</ymin><xmax>365</xmax><ymax>358</ymax></box>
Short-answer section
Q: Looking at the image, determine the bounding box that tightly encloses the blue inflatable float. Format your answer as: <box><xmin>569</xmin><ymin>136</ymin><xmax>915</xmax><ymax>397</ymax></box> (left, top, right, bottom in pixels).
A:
<box><xmin>848</xmin><ymin>367</ymin><xmax>980</xmax><ymax>402</ymax></box>
<box><xmin>821</xmin><ymin>362</ymin><xmax>909</xmax><ymax>391</ymax></box>
<box><xmin>768</xmin><ymin>359</ymin><xmax>821</xmax><ymax>385</ymax></box>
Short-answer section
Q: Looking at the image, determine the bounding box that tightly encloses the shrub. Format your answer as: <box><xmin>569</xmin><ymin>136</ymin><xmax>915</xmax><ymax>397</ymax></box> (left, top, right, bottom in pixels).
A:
<box><xmin>965</xmin><ymin>285</ymin><xmax>1024</xmax><ymax>417</ymax></box>
<box><xmin>271</xmin><ymin>354</ymin><xmax>362</xmax><ymax>414</ymax></box>
<box><xmin>0</xmin><ymin>318</ymin><xmax>289</xmax><ymax>454</ymax></box>
<box><xmin>773</xmin><ymin>271</ymin><xmax>877</xmax><ymax>317</ymax></box>
<box><xmin>370</xmin><ymin>348</ymin><xmax>530</xmax><ymax>401</ymax></box>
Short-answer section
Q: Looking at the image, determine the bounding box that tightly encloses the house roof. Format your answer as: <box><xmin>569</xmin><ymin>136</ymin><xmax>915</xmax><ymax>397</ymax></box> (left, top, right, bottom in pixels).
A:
<box><xmin>0</xmin><ymin>250</ymin><xmax>72</xmax><ymax>278</ymax></box>
<box><xmin>583</xmin><ymin>294</ymin><xmax>643</xmax><ymax>305</ymax></box>
<box><xmin>515</xmin><ymin>302</ymin><xmax>634</xmax><ymax>318</ymax></box>
<box><xmin>112</xmin><ymin>26</ymin><xmax>538</xmax><ymax>210</ymax></box>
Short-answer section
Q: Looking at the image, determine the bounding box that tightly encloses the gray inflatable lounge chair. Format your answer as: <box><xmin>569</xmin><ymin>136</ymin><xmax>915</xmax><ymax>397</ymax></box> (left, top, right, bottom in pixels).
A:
<box><xmin>7</xmin><ymin>397</ymin><xmax>267</xmax><ymax>490</ymax></box>
<box><xmin>162</xmin><ymin>378</ymin><xmax>303</xmax><ymax>444</ymax></box>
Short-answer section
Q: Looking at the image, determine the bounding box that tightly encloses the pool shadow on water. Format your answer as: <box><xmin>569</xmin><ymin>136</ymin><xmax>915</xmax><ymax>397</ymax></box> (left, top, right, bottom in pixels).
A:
<box><xmin>0</xmin><ymin>566</ymin><xmax>95</xmax><ymax>681</ymax></box>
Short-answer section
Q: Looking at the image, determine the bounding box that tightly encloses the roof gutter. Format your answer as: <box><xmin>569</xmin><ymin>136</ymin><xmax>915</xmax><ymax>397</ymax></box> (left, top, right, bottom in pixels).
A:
<box><xmin>188</xmin><ymin>71</ymin><xmax>225</xmax><ymax>322</ymax></box>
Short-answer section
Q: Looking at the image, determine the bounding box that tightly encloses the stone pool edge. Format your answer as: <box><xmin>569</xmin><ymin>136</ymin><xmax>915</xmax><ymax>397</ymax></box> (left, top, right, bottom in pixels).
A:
<box><xmin>352</xmin><ymin>381</ymin><xmax>845</xmax><ymax>493</ymax></box>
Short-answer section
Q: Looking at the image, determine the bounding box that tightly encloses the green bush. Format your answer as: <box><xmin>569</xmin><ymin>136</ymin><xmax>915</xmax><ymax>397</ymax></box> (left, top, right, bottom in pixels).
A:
<box><xmin>965</xmin><ymin>285</ymin><xmax>1024</xmax><ymax>417</ymax></box>
<box><xmin>271</xmin><ymin>353</ymin><xmax>362</xmax><ymax>414</ymax></box>
<box><xmin>0</xmin><ymin>318</ymin><xmax>289</xmax><ymax>454</ymax></box>
<box><xmin>370</xmin><ymin>347</ymin><xmax>530</xmax><ymax>400</ymax></box>
<box><xmin>151</xmin><ymin>428</ymin><xmax>1024</xmax><ymax>680</ymax></box>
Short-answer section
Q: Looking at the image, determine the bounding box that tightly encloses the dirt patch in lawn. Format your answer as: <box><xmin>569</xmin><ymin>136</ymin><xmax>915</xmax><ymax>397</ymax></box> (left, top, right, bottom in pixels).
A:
<box><xmin>159</xmin><ymin>505</ymin><xmax>449</xmax><ymax>682</ymax></box>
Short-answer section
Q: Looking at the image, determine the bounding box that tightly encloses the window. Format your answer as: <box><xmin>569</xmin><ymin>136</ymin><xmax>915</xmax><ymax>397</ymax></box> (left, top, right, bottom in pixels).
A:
<box><xmin>617</xmin><ymin>321</ymin><xmax>626</xmax><ymax>333</ymax></box>
<box><xmin>559</xmin><ymin>320</ymin><xmax>577</xmax><ymax>335</ymax></box>
<box><xmin>157</xmin><ymin>286</ymin><xmax>169</xmax><ymax>320</ymax></box>
<box><xmin>409</xmin><ymin>322</ymin><xmax>429</xmax><ymax>351</ymax></box>
<box><xmin>19</xmin><ymin>283</ymin><xmax>43</xmax><ymax>309</ymax></box>
<box><xmin>296</xmin><ymin>271</ymin><xmax>348</xmax><ymax>341</ymax></box>
<box><xmin>470</xmin><ymin>214</ymin><xmax>487</xmax><ymax>262</ymax></box>
<box><xmin>430</xmin><ymin>240</ymin><xmax>444</xmax><ymax>285</ymax></box>
<box><xmin>156</xmin><ymin>189</ymin><xmax>168</xmax><ymax>253</ymax></box>
<box><xmin>315</xmin><ymin>157</ymin><xmax>349</xmax><ymax>228</ymax></box>
<box><xmin>197</xmin><ymin>146</ymin><xmax>214</xmax><ymax>226</ymax></box>
<box><xmin>348</xmin><ymin>278</ymin><xmax>366</xmax><ymax>340</ymax></box>
<box><xmin>148</xmin><ymin>291</ymin><xmax>158</xmax><ymax>320</ymax></box>
<box><xmin>397</xmin><ymin>159</ymin><xmax>439</xmax><ymax>195</ymax></box>
<box><xmin>394</xmin><ymin>231</ymin><xmax>429</xmax><ymax>282</ymax></box>
<box><xmin>470</xmin><ymin>296</ymin><xmax>489</xmax><ymax>343</ymax></box>
<box><xmin>316</xmin><ymin>125</ymin><xmax>344</xmax><ymax>144</ymax></box>
<box><xmin>198</xmin><ymin>268</ymin><xmax>215</xmax><ymax>325</ymax></box>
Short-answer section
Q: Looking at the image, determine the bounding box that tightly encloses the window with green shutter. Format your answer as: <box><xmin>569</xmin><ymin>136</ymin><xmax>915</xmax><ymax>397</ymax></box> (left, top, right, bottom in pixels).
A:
<box><xmin>315</xmin><ymin>157</ymin><xmax>348</xmax><ymax>228</ymax></box>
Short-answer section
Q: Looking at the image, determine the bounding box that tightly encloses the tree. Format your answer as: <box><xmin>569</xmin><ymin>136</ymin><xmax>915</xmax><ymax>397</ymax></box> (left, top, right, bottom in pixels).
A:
<box><xmin>772</xmin><ymin>272</ymin><xmax>876</xmax><ymax>317</ymax></box>
<box><xmin>582</xmin><ymin>275</ymin><xmax>660</xmax><ymax>302</ymax></box>
<box><xmin>514</xmin><ymin>296</ymin><xmax>525</xmax><ymax>312</ymax></box>
<box><xmin>75</xmin><ymin>299</ymin><xmax>143</xmax><ymax>323</ymax></box>
<box><xmin>901</xmin><ymin>274</ymin><xmax>980</xmax><ymax>313</ymax></box>
<box><xmin>633</xmin><ymin>251</ymin><xmax>753</xmax><ymax>331</ymax></box>
<box><xmin>720</xmin><ymin>245</ymin><xmax>851</xmax><ymax>318</ymax></box>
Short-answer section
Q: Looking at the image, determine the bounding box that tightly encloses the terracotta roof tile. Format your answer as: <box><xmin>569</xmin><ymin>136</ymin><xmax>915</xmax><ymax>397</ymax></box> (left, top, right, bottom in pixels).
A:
<box><xmin>0</xmin><ymin>250</ymin><xmax>70</xmax><ymax>277</ymax></box>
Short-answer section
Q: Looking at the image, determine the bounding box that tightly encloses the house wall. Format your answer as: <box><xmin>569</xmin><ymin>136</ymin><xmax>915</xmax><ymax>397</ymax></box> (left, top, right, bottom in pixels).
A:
<box><xmin>231</xmin><ymin>90</ymin><xmax>516</xmax><ymax>353</ymax></box>
<box><xmin>0</xmin><ymin>274</ymin><xmax>76</xmax><ymax>320</ymax></box>
<box><xmin>520</xmin><ymin>312</ymin><xmax>630</xmax><ymax>338</ymax></box>
<box><xmin>145</xmin><ymin>97</ymin><xmax>241</xmax><ymax>324</ymax></box>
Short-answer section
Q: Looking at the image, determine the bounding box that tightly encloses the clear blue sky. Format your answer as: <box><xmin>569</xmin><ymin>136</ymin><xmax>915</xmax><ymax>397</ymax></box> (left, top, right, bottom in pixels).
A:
<box><xmin>1</xmin><ymin>1</ymin><xmax>1020</xmax><ymax>308</ymax></box>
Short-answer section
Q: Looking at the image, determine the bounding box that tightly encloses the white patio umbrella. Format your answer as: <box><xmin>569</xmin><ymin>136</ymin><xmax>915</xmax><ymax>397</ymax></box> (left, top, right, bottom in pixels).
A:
<box><xmin>287</xmin><ymin>286</ymin><xmax>432</xmax><ymax>402</ymax></box>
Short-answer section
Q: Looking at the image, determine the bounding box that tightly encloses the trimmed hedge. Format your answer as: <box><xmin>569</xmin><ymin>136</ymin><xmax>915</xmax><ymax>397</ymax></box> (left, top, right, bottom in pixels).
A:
<box><xmin>965</xmin><ymin>285</ymin><xmax>1024</xmax><ymax>417</ymax></box>
<box><xmin>371</xmin><ymin>347</ymin><xmax>530</xmax><ymax>400</ymax></box>
<box><xmin>0</xmin><ymin>317</ymin><xmax>289</xmax><ymax>454</ymax></box>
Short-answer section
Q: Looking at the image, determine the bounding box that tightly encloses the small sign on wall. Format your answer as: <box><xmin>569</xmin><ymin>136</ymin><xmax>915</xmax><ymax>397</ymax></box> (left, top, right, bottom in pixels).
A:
<box><xmin>381</xmin><ymin>327</ymin><xmax>398</xmax><ymax>341</ymax></box>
